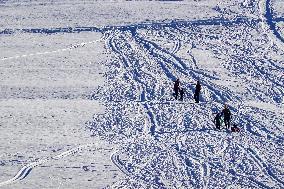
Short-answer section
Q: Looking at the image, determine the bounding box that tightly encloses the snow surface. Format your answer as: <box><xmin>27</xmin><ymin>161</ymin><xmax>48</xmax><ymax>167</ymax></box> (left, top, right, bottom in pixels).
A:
<box><xmin>0</xmin><ymin>0</ymin><xmax>284</xmax><ymax>188</ymax></box>
<box><xmin>271</xmin><ymin>0</ymin><xmax>284</xmax><ymax>45</ymax></box>
<box><xmin>0</xmin><ymin>100</ymin><xmax>125</xmax><ymax>188</ymax></box>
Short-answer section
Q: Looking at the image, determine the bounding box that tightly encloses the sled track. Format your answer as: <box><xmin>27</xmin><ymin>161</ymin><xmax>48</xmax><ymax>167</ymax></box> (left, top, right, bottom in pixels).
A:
<box><xmin>90</xmin><ymin>7</ymin><xmax>284</xmax><ymax>187</ymax></box>
<box><xmin>1</xmin><ymin>40</ymin><xmax>101</xmax><ymax>61</ymax></box>
<box><xmin>0</xmin><ymin>143</ymin><xmax>100</xmax><ymax>187</ymax></box>
<box><xmin>2</xmin><ymin>0</ymin><xmax>284</xmax><ymax>187</ymax></box>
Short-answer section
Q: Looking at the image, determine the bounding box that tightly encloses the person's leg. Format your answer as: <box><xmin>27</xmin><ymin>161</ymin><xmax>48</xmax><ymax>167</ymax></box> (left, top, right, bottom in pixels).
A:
<box><xmin>217</xmin><ymin>122</ymin><xmax>220</xmax><ymax>129</ymax></box>
<box><xmin>197</xmin><ymin>93</ymin><xmax>199</xmax><ymax>103</ymax></box>
<box><xmin>175</xmin><ymin>90</ymin><xmax>178</xmax><ymax>100</ymax></box>
<box><xmin>194</xmin><ymin>93</ymin><xmax>199</xmax><ymax>103</ymax></box>
<box><xmin>226</xmin><ymin>120</ymin><xmax>230</xmax><ymax>129</ymax></box>
<box><xmin>224</xmin><ymin>119</ymin><xmax>228</xmax><ymax>128</ymax></box>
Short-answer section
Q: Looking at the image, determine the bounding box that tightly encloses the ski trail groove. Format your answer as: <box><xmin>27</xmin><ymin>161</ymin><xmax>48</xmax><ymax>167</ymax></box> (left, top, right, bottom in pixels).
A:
<box><xmin>89</xmin><ymin>8</ymin><xmax>284</xmax><ymax>187</ymax></box>
<box><xmin>1</xmin><ymin>40</ymin><xmax>101</xmax><ymax>61</ymax></box>
<box><xmin>0</xmin><ymin>143</ymin><xmax>99</xmax><ymax>187</ymax></box>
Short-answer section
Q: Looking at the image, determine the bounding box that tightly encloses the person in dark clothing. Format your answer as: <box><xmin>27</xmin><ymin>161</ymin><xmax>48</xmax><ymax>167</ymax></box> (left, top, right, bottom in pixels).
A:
<box><xmin>179</xmin><ymin>88</ymin><xmax>184</xmax><ymax>101</ymax></box>
<box><xmin>194</xmin><ymin>80</ymin><xmax>201</xmax><ymax>103</ymax></box>
<box><xmin>214</xmin><ymin>112</ymin><xmax>222</xmax><ymax>130</ymax></box>
<box><xmin>222</xmin><ymin>104</ymin><xmax>231</xmax><ymax>129</ymax></box>
<box><xmin>174</xmin><ymin>79</ymin><xmax>180</xmax><ymax>100</ymax></box>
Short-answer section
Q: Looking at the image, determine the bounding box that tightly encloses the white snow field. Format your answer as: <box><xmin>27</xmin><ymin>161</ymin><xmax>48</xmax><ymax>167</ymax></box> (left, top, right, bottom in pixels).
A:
<box><xmin>0</xmin><ymin>0</ymin><xmax>284</xmax><ymax>189</ymax></box>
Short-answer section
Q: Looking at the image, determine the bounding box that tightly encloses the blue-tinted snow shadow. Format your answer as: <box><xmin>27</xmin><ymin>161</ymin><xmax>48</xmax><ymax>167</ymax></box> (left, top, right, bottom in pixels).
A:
<box><xmin>0</xmin><ymin>16</ymin><xmax>260</xmax><ymax>35</ymax></box>
<box><xmin>273</xmin><ymin>17</ymin><xmax>284</xmax><ymax>22</ymax></box>
<box><xmin>265</xmin><ymin>0</ymin><xmax>284</xmax><ymax>43</ymax></box>
<box><xmin>0</xmin><ymin>27</ymin><xmax>102</xmax><ymax>35</ymax></box>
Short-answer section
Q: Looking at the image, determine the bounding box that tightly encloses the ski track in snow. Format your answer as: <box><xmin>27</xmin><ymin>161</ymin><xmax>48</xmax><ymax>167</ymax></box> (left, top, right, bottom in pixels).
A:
<box><xmin>0</xmin><ymin>40</ymin><xmax>101</xmax><ymax>61</ymax></box>
<box><xmin>264</xmin><ymin>0</ymin><xmax>284</xmax><ymax>43</ymax></box>
<box><xmin>0</xmin><ymin>143</ymin><xmax>101</xmax><ymax>187</ymax></box>
<box><xmin>1</xmin><ymin>0</ymin><xmax>284</xmax><ymax>188</ymax></box>
<box><xmin>88</xmin><ymin>1</ymin><xmax>284</xmax><ymax>188</ymax></box>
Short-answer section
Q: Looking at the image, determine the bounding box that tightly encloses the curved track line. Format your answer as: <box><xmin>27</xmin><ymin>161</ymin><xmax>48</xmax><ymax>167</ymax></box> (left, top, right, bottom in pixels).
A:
<box><xmin>0</xmin><ymin>143</ymin><xmax>99</xmax><ymax>187</ymax></box>
<box><xmin>171</xmin><ymin>40</ymin><xmax>181</xmax><ymax>54</ymax></box>
<box><xmin>89</xmin><ymin>10</ymin><xmax>284</xmax><ymax>187</ymax></box>
<box><xmin>264</xmin><ymin>0</ymin><xmax>284</xmax><ymax>43</ymax></box>
<box><xmin>110</xmin><ymin>150</ymin><xmax>132</xmax><ymax>177</ymax></box>
<box><xmin>247</xmin><ymin>147</ymin><xmax>284</xmax><ymax>186</ymax></box>
<box><xmin>1</xmin><ymin>40</ymin><xmax>101</xmax><ymax>61</ymax></box>
<box><xmin>259</xmin><ymin>0</ymin><xmax>284</xmax><ymax>50</ymax></box>
<box><xmin>110</xmin><ymin>150</ymin><xmax>148</xmax><ymax>188</ymax></box>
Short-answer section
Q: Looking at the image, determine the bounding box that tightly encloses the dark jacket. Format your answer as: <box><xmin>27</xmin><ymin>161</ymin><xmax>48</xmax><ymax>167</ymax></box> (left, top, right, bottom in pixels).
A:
<box><xmin>215</xmin><ymin>113</ymin><xmax>221</xmax><ymax>126</ymax></box>
<box><xmin>174</xmin><ymin>80</ymin><xmax>180</xmax><ymax>91</ymax></box>
<box><xmin>222</xmin><ymin>108</ymin><xmax>231</xmax><ymax>120</ymax></box>
<box><xmin>195</xmin><ymin>83</ymin><xmax>201</xmax><ymax>94</ymax></box>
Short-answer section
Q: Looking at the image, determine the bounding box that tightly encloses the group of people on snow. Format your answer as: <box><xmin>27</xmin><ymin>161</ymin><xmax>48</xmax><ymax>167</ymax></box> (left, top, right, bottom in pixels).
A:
<box><xmin>173</xmin><ymin>78</ymin><xmax>240</xmax><ymax>132</ymax></box>
<box><xmin>173</xmin><ymin>79</ymin><xmax>185</xmax><ymax>101</ymax></box>
<box><xmin>214</xmin><ymin>105</ymin><xmax>239</xmax><ymax>132</ymax></box>
<box><xmin>173</xmin><ymin>79</ymin><xmax>200</xmax><ymax>103</ymax></box>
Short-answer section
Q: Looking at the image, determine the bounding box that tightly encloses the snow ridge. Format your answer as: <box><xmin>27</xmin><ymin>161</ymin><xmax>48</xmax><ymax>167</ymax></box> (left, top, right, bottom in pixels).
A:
<box><xmin>1</xmin><ymin>0</ymin><xmax>283</xmax><ymax>188</ymax></box>
<box><xmin>88</xmin><ymin>1</ymin><xmax>284</xmax><ymax>188</ymax></box>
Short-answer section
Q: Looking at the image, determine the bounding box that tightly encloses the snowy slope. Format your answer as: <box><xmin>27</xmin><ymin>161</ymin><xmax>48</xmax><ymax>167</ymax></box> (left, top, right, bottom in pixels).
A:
<box><xmin>0</xmin><ymin>0</ymin><xmax>284</xmax><ymax>189</ymax></box>
<box><xmin>89</xmin><ymin>1</ymin><xmax>284</xmax><ymax>188</ymax></box>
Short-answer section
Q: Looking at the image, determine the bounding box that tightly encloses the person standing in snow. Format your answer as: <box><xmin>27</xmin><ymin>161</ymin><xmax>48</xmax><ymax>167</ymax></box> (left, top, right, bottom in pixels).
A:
<box><xmin>194</xmin><ymin>80</ymin><xmax>201</xmax><ymax>103</ymax></box>
<box><xmin>222</xmin><ymin>104</ymin><xmax>231</xmax><ymax>129</ymax></box>
<box><xmin>179</xmin><ymin>88</ymin><xmax>185</xmax><ymax>101</ymax></box>
<box><xmin>173</xmin><ymin>79</ymin><xmax>180</xmax><ymax>100</ymax></box>
<box><xmin>214</xmin><ymin>112</ymin><xmax>222</xmax><ymax>130</ymax></box>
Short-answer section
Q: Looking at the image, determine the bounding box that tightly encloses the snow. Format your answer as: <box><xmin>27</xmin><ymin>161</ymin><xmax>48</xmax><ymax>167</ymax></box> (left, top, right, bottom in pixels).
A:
<box><xmin>191</xmin><ymin>48</ymin><xmax>246</xmax><ymax>93</ymax></box>
<box><xmin>0</xmin><ymin>32</ymin><xmax>105</xmax><ymax>99</ymax></box>
<box><xmin>0</xmin><ymin>99</ymin><xmax>125</xmax><ymax>188</ymax></box>
<box><xmin>0</xmin><ymin>1</ymin><xmax>230</xmax><ymax>29</ymax></box>
<box><xmin>272</xmin><ymin>0</ymin><xmax>284</xmax><ymax>45</ymax></box>
<box><xmin>0</xmin><ymin>0</ymin><xmax>284</xmax><ymax>188</ymax></box>
<box><xmin>271</xmin><ymin>0</ymin><xmax>284</xmax><ymax>18</ymax></box>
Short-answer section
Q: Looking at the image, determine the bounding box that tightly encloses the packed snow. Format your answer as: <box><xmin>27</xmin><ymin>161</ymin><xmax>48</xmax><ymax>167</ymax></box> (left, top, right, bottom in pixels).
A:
<box><xmin>0</xmin><ymin>0</ymin><xmax>283</xmax><ymax>188</ymax></box>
